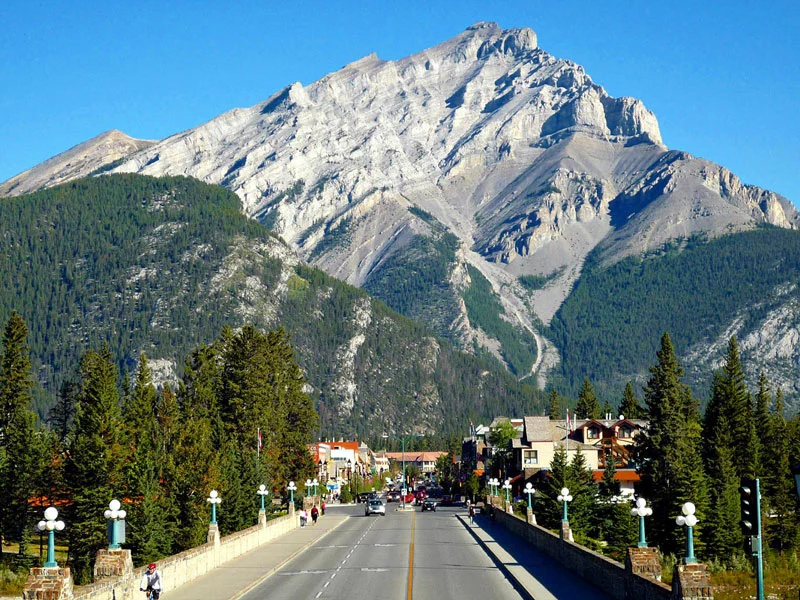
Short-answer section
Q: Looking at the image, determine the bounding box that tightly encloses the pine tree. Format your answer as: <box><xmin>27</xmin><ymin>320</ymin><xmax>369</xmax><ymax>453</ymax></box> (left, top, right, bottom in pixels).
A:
<box><xmin>619</xmin><ymin>382</ymin><xmax>643</xmax><ymax>419</ymax></box>
<box><xmin>65</xmin><ymin>346</ymin><xmax>128</xmax><ymax>583</ymax></box>
<box><xmin>702</xmin><ymin>384</ymin><xmax>741</xmax><ymax>561</ymax></box>
<box><xmin>0</xmin><ymin>312</ymin><xmax>41</xmax><ymax>555</ymax></box>
<box><xmin>634</xmin><ymin>333</ymin><xmax>707</xmax><ymax>555</ymax></box>
<box><xmin>753</xmin><ymin>371</ymin><xmax>771</xmax><ymax>477</ymax></box>
<box><xmin>547</xmin><ymin>388</ymin><xmax>563</xmax><ymax>420</ymax></box>
<box><xmin>566</xmin><ymin>450</ymin><xmax>597</xmax><ymax>541</ymax></box>
<box><xmin>763</xmin><ymin>390</ymin><xmax>796</xmax><ymax>550</ymax></box>
<box><xmin>575</xmin><ymin>378</ymin><xmax>601</xmax><ymax>420</ymax></box>
<box><xmin>49</xmin><ymin>379</ymin><xmax>78</xmax><ymax>444</ymax></box>
<box><xmin>721</xmin><ymin>337</ymin><xmax>757</xmax><ymax>479</ymax></box>
<box><xmin>541</xmin><ymin>445</ymin><xmax>570</xmax><ymax>528</ymax></box>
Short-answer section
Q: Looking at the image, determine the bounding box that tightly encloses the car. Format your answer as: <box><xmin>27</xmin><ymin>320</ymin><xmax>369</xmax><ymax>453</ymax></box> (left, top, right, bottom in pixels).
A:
<box><xmin>365</xmin><ymin>499</ymin><xmax>386</xmax><ymax>516</ymax></box>
<box><xmin>421</xmin><ymin>498</ymin><xmax>437</xmax><ymax>512</ymax></box>
<box><xmin>402</xmin><ymin>492</ymin><xmax>415</xmax><ymax>504</ymax></box>
<box><xmin>441</xmin><ymin>494</ymin><xmax>453</xmax><ymax>506</ymax></box>
<box><xmin>386</xmin><ymin>490</ymin><xmax>401</xmax><ymax>502</ymax></box>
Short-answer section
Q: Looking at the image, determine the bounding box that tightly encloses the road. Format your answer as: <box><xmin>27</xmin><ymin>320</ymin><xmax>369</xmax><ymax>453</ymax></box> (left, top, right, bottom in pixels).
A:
<box><xmin>240</xmin><ymin>501</ymin><xmax>613</xmax><ymax>600</ymax></box>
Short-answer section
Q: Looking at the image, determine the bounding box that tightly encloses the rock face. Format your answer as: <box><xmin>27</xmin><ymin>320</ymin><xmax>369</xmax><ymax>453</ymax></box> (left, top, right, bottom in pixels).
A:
<box><xmin>0</xmin><ymin>130</ymin><xmax>154</xmax><ymax>197</ymax></box>
<box><xmin>4</xmin><ymin>23</ymin><xmax>798</xmax><ymax>388</ymax></box>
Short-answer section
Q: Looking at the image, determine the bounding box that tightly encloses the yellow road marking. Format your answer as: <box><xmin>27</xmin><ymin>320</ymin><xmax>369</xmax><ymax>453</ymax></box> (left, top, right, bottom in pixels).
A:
<box><xmin>407</xmin><ymin>511</ymin><xmax>416</xmax><ymax>600</ymax></box>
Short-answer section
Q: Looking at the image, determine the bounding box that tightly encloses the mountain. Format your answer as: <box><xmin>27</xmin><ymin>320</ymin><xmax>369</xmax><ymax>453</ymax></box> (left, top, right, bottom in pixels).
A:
<box><xmin>3</xmin><ymin>22</ymin><xmax>798</xmax><ymax>400</ymax></box>
<box><xmin>0</xmin><ymin>174</ymin><xmax>543</xmax><ymax>435</ymax></box>
<box><xmin>0</xmin><ymin>129</ymin><xmax>154</xmax><ymax>197</ymax></box>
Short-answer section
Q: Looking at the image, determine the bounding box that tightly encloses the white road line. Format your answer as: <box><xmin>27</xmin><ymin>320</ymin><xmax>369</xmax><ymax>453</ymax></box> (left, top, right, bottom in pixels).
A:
<box><xmin>330</xmin><ymin>573</ymin><xmax>336</xmax><ymax>579</ymax></box>
<box><xmin>316</xmin><ymin>592</ymin><xmax>322</xmax><ymax>598</ymax></box>
<box><xmin>324</xmin><ymin>582</ymin><xmax>330</xmax><ymax>588</ymax></box>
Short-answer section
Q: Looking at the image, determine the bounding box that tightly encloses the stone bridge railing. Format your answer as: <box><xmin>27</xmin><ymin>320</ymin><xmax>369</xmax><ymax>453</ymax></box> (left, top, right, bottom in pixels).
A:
<box><xmin>22</xmin><ymin>508</ymin><xmax>299</xmax><ymax>600</ymax></box>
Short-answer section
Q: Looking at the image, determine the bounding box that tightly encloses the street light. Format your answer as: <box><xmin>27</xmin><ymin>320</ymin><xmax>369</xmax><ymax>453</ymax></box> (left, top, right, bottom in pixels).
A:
<box><xmin>103</xmin><ymin>499</ymin><xmax>127</xmax><ymax>549</ymax></box>
<box><xmin>383</xmin><ymin>433</ymin><xmax>411</xmax><ymax>509</ymax></box>
<box><xmin>630</xmin><ymin>497</ymin><xmax>653</xmax><ymax>548</ymax></box>
<box><xmin>37</xmin><ymin>507</ymin><xmax>65</xmax><ymax>568</ymax></box>
<box><xmin>288</xmin><ymin>481</ymin><xmax>297</xmax><ymax>506</ymax></box>
<box><xmin>524</xmin><ymin>482</ymin><xmax>535</xmax><ymax>510</ymax></box>
<box><xmin>305</xmin><ymin>478</ymin><xmax>312</xmax><ymax>497</ymax></box>
<box><xmin>502</xmin><ymin>478</ymin><xmax>512</xmax><ymax>504</ymax></box>
<box><xmin>557</xmin><ymin>487</ymin><xmax>573</xmax><ymax>523</ymax></box>
<box><xmin>675</xmin><ymin>501</ymin><xmax>698</xmax><ymax>564</ymax></box>
<box><xmin>207</xmin><ymin>490</ymin><xmax>221</xmax><ymax>525</ymax></box>
<box><xmin>488</xmin><ymin>477</ymin><xmax>499</xmax><ymax>497</ymax></box>
<box><xmin>312</xmin><ymin>478</ymin><xmax>319</xmax><ymax>496</ymax></box>
<box><xmin>257</xmin><ymin>484</ymin><xmax>269</xmax><ymax>512</ymax></box>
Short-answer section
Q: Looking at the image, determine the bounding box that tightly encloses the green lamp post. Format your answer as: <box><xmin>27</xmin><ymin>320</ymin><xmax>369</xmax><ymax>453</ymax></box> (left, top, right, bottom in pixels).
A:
<box><xmin>631</xmin><ymin>497</ymin><xmax>653</xmax><ymax>548</ymax></box>
<box><xmin>257</xmin><ymin>484</ymin><xmax>269</xmax><ymax>512</ymax></box>
<box><xmin>676</xmin><ymin>502</ymin><xmax>698</xmax><ymax>563</ymax></box>
<box><xmin>103</xmin><ymin>499</ymin><xmax>127</xmax><ymax>549</ymax></box>
<box><xmin>207</xmin><ymin>489</ymin><xmax>221</xmax><ymax>525</ymax></box>
<box><xmin>36</xmin><ymin>507</ymin><xmax>65</xmax><ymax>568</ymax></box>
<box><xmin>557</xmin><ymin>487</ymin><xmax>573</xmax><ymax>523</ymax></box>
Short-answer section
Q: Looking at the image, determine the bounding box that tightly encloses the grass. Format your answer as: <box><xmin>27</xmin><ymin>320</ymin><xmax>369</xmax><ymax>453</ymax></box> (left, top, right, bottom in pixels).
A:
<box><xmin>1</xmin><ymin>540</ymin><xmax>69</xmax><ymax>595</ymax></box>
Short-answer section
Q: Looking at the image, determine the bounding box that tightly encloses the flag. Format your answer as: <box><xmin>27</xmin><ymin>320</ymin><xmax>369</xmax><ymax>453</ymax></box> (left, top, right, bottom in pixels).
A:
<box><xmin>566</xmin><ymin>409</ymin><xmax>573</xmax><ymax>433</ymax></box>
<box><xmin>257</xmin><ymin>428</ymin><xmax>263</xmax><ymax>456</ymax></box>
<box><xmin>469</xmin><ymin>420</ymin><xmax>474</xmax><ymax>436</ymax></box>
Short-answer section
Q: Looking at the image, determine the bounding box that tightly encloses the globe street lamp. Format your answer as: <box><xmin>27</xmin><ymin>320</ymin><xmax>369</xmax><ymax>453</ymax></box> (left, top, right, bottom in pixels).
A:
<box><xmin>557</xmin><ymin>487</ymin><xmax>573</xmax><ymax>523</ymax></box>
<box><xmin>524</xmin><ymin>482</ymin><xmax>535</xmax><ymax>509</ymax></box>
<box><xmin>383</xmin><ymin>433</ymin><xmax>411</xmax><ymax>509</ymax></box>
<box><xmin>103</xmin><ymin>499</ymin><xmax>127</xmax><ymax>549</ymax></box>
<box><xmin>37</xmin><ymin>507</ymin><xmax>65</xmax><ymax>568</ymax></box>
<box><xmin>257</xmin><ymin>484</ymin><xmax>269</xmax><ymax>512</ymax></box>
<box><xmin>288</xmin><ymin>481</ymin><xmax>297</xmax><ymax>507</ymax></box>
<box><xmin>488</xmin><ymin>477</ymin><xmax>499</xmax><ymax>497</ymax></box>
<box><xmin>631</xmin><ymin>497</ymin><xmax>653</xmax><ymax>548</ymax></box>
<box><xmin>207</xmin><ymin>490</ymin><xmax>221</xmax><ymax>525</ymax></box>
<box><xmin>502</xmin><ymin>478</ymin><xmax>512</xmax><ymax>505</ymax></box>
<box><xmin>305</xmin><ymin>478</ymin><xmax>312</xmax><ymax>498</ymax></box>
<box><xmin>675</xmin><ymin>502</ymin><xmax>699</xmax><ymax>564</ymax></box>
<box><xmin>312</xmin><ymin>478</ymin><xmax>319</xmax><ymax>497</ymax></box>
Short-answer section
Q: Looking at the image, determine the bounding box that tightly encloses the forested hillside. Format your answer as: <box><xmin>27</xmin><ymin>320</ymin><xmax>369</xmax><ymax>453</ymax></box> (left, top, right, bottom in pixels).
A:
<box><xmin>549</xmin><ymin>227</ymin><xmax>800</xmax><ymax>402</ymax></box>
<box><xmin>0</xmin><ymin>174</ymin><xmax>544</xmax><ymax>435</ymax></box>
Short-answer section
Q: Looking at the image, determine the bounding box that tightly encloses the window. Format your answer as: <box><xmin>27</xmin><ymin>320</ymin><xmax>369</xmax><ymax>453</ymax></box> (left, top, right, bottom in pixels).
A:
<box><xmin>587</xmin><ymin>428</ymin><xmax>600</xmax><ymax>439</ymax></box>
<box><xmin>620</xmin><ymin>426</ymin><xmax>633</xmax><ymax>439</ymax></box>
<box><xmin>523</xmin><ymin>450</ymin><xmax>538</xmax><ymax>466</ymax></box>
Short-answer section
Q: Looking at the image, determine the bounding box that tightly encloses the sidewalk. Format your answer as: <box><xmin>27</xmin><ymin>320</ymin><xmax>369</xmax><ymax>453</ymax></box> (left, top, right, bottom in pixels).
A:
<box><xmin>455</xmin><ymin>513</ymin><xmax>612</xmax><ymax>600</ymax></box>
<box><xmin>168</xmin><ymin>514</ymin><xmax>348</xmax><ymax>600</ymax></box>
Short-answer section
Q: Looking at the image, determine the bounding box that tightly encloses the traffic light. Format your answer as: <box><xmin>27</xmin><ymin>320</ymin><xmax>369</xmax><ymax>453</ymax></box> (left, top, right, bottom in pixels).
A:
<box><xmin>739</xmin><ymin>478</ymin><xmax>760</xmax><ymax>536</ymax></box>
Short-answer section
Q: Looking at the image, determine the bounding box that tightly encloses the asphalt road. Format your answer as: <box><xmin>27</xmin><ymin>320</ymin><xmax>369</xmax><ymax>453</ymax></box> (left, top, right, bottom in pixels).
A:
<box><xmin>240</xmin><ymin>502</ymin><xmax>523</xmax><ymax>600</ymax></box>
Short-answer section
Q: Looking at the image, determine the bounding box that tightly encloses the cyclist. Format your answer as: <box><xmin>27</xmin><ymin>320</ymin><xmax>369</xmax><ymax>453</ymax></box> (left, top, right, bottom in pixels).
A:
<box><xmin>140</xmin><ymin>562</ymin><xmax>162</xmax><ymax>599</ymax></box>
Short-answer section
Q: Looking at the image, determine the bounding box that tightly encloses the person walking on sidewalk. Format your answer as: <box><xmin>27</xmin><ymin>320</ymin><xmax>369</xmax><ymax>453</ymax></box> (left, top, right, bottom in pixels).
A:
<box><xmin>311</xmin><ymin>505</ymin><xmax>319</xmax><ymax>525</ymax></box>
<box><xmin>468</xmin><ymin>503</ymin><xmax>475</xmax><ymax>525</ymax></box>
<box><xmin>299</xmin><ymin>508</ymin><xmax>308</xmax><ymax>527</ymax></box>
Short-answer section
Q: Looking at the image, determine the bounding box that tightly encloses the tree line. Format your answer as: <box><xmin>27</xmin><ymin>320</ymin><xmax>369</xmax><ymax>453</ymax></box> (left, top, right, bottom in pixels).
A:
<box><xmin>530</xmin><ymin>333</ymin><xmax>799</xmax><ymax>565</ymax></box>
<box><xmin>0</xmin><ymin>313</ymin><xmax>318</xmax><ymax>584</ymax></box>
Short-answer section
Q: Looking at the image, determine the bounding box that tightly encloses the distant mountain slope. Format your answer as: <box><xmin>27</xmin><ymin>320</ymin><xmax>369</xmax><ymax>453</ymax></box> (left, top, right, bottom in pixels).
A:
<box><xmin>549</xmin><ymin>227</ymin><xmax>800</xmax><ymax>402</ymax></box>
<box><xmin>2</xmin><ymin>23</ymin><xmax>797</xmax><ymax>393</ymax></box>
<box><xmin>0</xmin><ymin>174</ymin><xmax>543</xmax><ymax>435</ymax></box>
<box><xmin>0</xmin><ymin>130</ymin><xmax>154</xmax><ymax>197</ymax></box>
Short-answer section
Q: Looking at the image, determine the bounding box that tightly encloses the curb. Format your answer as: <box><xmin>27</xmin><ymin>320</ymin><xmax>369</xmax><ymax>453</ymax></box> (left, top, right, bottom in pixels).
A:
<box><xmin>228</xmin><ymin>516</ymin><xmax>349</xmax><ymax>600</ymax></box>
<box><xmin>456</xmin><ymin>514</ymin><xmax>536</xmax><ymax>600</ymax></box>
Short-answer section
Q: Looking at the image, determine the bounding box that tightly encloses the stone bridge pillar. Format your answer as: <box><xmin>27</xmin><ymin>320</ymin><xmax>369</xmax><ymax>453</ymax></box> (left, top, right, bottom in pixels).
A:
<box><xmin>207</xmin><ymin>523</ymin><xmax>220</xmax><ymax>546</ymax></box>
<box><xmin>22</xmin><ymin>567</ymin><xmax>73</xmax><ymax>600</ymax></box>
<box><xmin>93</xmin><ymin>548</ymin><xmax>133</xmax><ymax>580</ymax></box>
<box><xmin>625</xmin><ymin>547</ymin><xmax>661</xmax><ymax>581</ymax></box>
<box><xmin>671</xmin><ymin>562</ymin><xmax>713</xmax><ymax>600</ymax></box>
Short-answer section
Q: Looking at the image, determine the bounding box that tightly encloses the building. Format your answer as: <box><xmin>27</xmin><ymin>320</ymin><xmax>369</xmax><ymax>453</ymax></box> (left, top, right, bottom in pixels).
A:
<box><xmin>384</xmin><ymin>451</ymin><xmax>447</xmax><ymax>475</ymax></box>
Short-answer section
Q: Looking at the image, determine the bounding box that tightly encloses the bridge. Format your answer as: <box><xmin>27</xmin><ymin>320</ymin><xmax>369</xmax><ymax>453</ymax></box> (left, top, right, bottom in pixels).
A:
<box><xmin>22</xmin><ymin>501</ymin><xmax>709</xmax><ymax>600</ymax></box>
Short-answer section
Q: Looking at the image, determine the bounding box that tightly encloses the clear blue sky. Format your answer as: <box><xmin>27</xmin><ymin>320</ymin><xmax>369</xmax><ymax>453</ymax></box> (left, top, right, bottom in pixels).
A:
<box><xmin>1</xmin><ymin>1</ymin><xmax>798</xmax><ymax>204</ymax></box>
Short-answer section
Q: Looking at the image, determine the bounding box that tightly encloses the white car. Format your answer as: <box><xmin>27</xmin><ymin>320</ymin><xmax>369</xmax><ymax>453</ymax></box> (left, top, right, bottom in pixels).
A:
<box><xmin>365</xmin><ymin>499</ymin><xmax>386</xmax><ymax>516</ymax></box>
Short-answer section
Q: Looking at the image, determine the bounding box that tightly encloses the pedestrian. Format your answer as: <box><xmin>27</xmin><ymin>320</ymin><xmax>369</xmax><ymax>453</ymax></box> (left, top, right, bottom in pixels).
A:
<box><xmin>139</xmin><ymin>562</ymin><xmax>162</xmax><ymax>599</ymax></box>
<box><xmin>468</xmin><ymin>503</ymin><xmax>475</xmax><ymax>525</ymax></box>
<box><xmin>321</xmin><ymin>501</ymin><xmax>326</xmax><ymax>515</ymax></box>
<box><xmin>311</xmin><ymin>505</ymin><xmax>319</xmax><ymax>525</ymax></box>
<box><xmin>299</xmin><ymin>508</ymin><xmax>307</xmax><ymax>527</ymax></box>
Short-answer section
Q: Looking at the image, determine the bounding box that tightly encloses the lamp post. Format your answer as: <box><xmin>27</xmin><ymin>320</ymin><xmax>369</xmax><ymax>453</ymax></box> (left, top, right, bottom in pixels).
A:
<box><xmin>557</xmin><ymin>487</ymin><xmax>573</xmax><ymax>523</ymax></box>
<box><xmin>488</xmin><ymin>477</ymin><xmax>499</xmax><ymax>498</ymax></box>
<box><xmin>524</xmin><ymin>483</ymin><xmax>535</xmax><ymax>509</ymax></box>
<box><xmin>103</xmin><ymin>499</ymin><xmax>127</xmax><ymax>549</ymax></box>
<box><xmin>36</xmin><ymin>507</ymin><xmax>65</xmax><ymax>568</ymax></box>
<box><xmin>207</xmin><ymin>490</ymin><xmax>221</xmax><ymax>525</ymax></box>
<box><xmin>502</xmin><ymin>478</ymin><xmax>512</xmax><ymax>505</ymax></box>
<box><xmin>305</xmin><ymin>478</ymin><xmax>312</xmax><ymax>498</ymax></box>
<box><xmin>257</xmin><ymin>484</ymin><xmax>269</xmax><ymax>512</ymax></box>
<box><xmin>318</xmin><ymin>460</ymin><xmax>324</xmax><ymax>483</ymax></box>
<box><xmin>675</xmin><ymin>502</ymin><xmax>698</xmax><ymax>564</ymax></box>
<box><xmin>630</xmin><ymin>497</ymin><xmax>653</xmax><ymax>548</ymax></box>
<box><xmin>288</xmin><ymin>481</ymin><xmax>297</xmax><ymax>507</ymax></box>
<box><xmin>383</xmin><ymin>433</ymin><xmax>411</xmax><ymax>509</ymax></box>
<box><xmin>312</xmin><ymin>478</ymin><xmax>319</xmax><ymax>497</ymax></box>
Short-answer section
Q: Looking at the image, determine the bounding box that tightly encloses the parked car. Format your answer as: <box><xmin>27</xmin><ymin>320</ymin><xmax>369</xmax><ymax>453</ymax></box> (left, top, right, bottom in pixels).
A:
<box><xmin>386</xmin><ymin>490</ymin><xmax>401</xmax><ymax>502</ymax></box>
<box><xmin>365</xmin><ymin>499</ymin><xmax>386</xmax><ymax>516</ymax></box>
<box><xmin>441</xmin><ymin>494</ymin><xmax>453</xmax><ymax>506</ymax></box>
<box><xmin>421</xmin><ymin>498</ymin><xmax>437</xmax><ymax>512</ymax></box>
<box><xmin>402</xmin><ymin>492</ymin><xmax>415</xmax><ymax>504</ymax></box>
